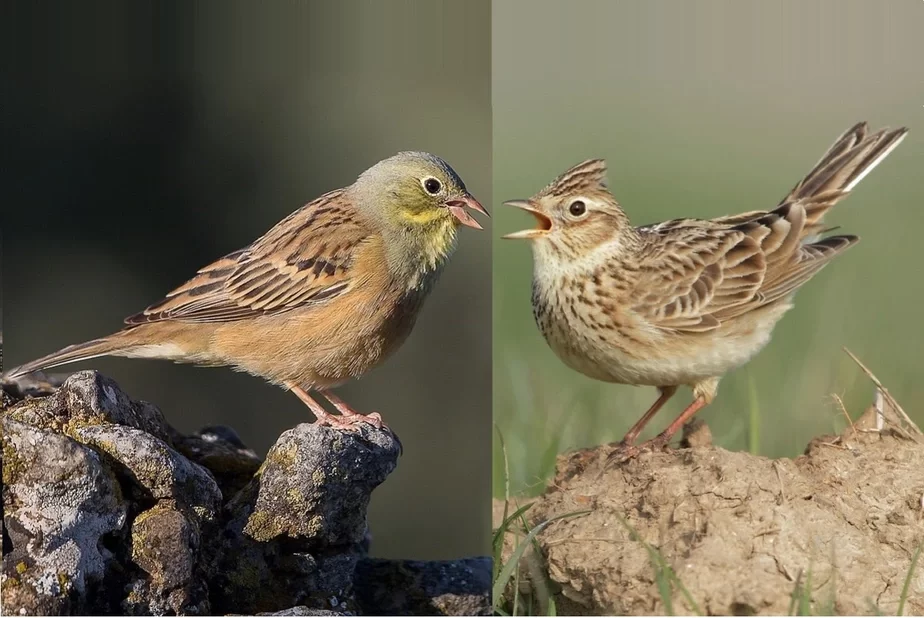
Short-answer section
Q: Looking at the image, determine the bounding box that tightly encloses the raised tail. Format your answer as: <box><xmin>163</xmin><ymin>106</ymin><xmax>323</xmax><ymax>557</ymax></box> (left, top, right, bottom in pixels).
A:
<box><xmin>4</xmin><ymin>332</ymin><xmax>137</xmax><ymax>379</ymax></box>
<box><xmin>783</xmin><ymin>122</ymin><xmax>908</xmax><ymax>236</ymax></box>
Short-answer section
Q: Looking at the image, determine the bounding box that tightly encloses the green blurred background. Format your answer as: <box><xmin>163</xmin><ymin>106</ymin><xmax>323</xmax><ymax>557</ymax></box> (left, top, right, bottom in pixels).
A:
<box><xmin>493</xmin><ymin>0</ymin><xmax>924</xmax><ymax>497</ymax></box>
<box><xmin>3</xmin><ymin>0</ymin><xmax>491</xmax><ymax>559</ymax></box>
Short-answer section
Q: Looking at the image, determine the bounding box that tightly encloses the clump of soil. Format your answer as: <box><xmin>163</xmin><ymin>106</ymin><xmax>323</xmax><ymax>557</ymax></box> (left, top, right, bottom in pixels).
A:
<box><xmin>499</xmin><ymin>392</ymin><xmax>924</xmax><ymax>615</ymax></box>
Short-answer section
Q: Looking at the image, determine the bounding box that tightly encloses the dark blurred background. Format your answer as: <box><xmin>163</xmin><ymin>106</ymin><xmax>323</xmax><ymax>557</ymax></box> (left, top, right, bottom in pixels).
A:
<box><xmin>1</xmin><ymin>0</ymin><xmax>491</xmax><ymax>559</ymax></box>
<box><xmin>493</xmin><ymin>0</ymin><xmax>924</xmax><ymax>496</ymax></box>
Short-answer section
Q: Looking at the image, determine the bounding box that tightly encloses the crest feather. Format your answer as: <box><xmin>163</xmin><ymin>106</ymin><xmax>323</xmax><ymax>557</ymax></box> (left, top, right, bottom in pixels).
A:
<box><xmin>537</xmin><ymin>159</ymin><xmax>608</xmax><ymax>198</ymax></box>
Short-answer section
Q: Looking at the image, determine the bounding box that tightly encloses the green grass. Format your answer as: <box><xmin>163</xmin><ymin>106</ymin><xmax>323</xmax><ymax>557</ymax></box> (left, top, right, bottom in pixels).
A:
<box><xmin>614</xmin><ymin>514</ymin><xmax>702</xmax><ymax>616</ymax></box>
<box><xmin>897</xmin><ymin>542</ymin><xmax>923</xmax><ymax>616</ymax></box>
<box><xmin>493</xmin><ymin>427</ymin><xmax>590</xmax><ymax>615</ymax></box>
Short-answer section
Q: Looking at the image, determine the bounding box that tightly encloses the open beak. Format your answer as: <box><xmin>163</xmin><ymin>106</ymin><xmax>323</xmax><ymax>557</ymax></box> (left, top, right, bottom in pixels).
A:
<box><xmin>501</xmin><ymin>200</ymin><xmax>552</xmax><ymax>239</ymax></box>
<box><xmin>445</xmin><ymin>195</ymin><xmax>489</xmax><ymax>230</ymax></box>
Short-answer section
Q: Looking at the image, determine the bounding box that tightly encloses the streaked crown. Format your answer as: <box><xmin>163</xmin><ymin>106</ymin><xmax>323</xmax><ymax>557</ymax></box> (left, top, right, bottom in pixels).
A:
<box><xmin>536</xmin><ymin>159</ymin><xmax>608</xmax><ymax>199</ymax></box>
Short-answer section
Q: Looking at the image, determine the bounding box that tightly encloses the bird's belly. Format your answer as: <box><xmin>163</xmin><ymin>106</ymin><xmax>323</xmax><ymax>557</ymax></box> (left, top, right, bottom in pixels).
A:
<box><xmin>212</xmin><ymin>290</ymin><xmax>424</xmax><ymax>389</ymax></box>
<box><xmin>536</xmin><ymin>294</ymin><xmax>783</xmax><ymax>388</ymax></box>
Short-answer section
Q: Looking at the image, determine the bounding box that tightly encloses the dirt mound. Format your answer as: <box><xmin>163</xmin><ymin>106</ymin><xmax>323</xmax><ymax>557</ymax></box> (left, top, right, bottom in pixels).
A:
<box><xmin>500</xmin><ymin>393</ymin><xmax>924</xmax><ymax>615</ymax></box>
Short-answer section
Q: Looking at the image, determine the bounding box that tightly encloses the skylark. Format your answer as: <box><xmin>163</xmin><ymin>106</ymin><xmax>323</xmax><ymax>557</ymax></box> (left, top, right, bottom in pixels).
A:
<box><xmin>503</xmin><ymin>122</ymin><xmax>907</xmax><ymax>459</ymax></box>
<box><xmin>7</xmin><ymin>151</ymin><xmax>488</xmax><ymax>432</ymax></box>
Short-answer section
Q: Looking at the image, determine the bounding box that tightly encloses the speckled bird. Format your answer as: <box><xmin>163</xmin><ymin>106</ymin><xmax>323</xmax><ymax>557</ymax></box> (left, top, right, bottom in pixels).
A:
<box><xmin>503</xmin><ymin>122</ymin><xmax>907</xmax><ymax>459</ymax></box>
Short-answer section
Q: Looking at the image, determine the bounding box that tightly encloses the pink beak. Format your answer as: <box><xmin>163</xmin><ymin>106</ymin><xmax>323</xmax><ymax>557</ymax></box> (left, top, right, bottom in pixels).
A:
<box><xmin>445</xmin><ymin>195</ymin><xmax>489</xmax><ymax>230</ymax></box>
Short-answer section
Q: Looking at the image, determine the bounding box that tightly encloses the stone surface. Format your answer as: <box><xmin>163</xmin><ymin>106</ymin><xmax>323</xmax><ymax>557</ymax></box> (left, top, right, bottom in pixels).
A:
<box><xmin>2</xmin><ymin>370</ymin><xmax>489</xmax><ymax>615</ymax></box>
<box><xmin>76</xmin><ymin>423</ymin><xmax>222</xmax><ymax>519</ymax></box>
<box><xmin>126</xmin><ymin>501</ymin><xmax>207</xmax><ymax>615</ymax></box>
<box><xmin>246</xmin><ymin>422</ymin><xmax>399</xmax><ymax>545</ymax></box>
<box><xmin>208</xmin><ymin>422</ymin><xmax>401</xmax><ymax>615</ymax></box>
<box><xmin>172</xmin><ymin>425</ymin><xmax>263</xmax><ymax>499</ymax></box>
<box><xmin>1</xmin><ymin>416</ymin><xmax>127</xmax><ymax>615</ymax></box>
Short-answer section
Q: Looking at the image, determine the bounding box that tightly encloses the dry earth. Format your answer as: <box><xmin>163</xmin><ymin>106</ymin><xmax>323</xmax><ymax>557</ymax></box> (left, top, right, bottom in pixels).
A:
<box><xmin>497</xmin><ymin>391</ymin><xmax>924</xmax><ymax>615</ymax></box>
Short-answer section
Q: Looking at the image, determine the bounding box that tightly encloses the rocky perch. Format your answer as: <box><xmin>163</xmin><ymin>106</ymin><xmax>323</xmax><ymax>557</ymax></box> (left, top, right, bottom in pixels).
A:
<box><xmin>1</xmin><ymin>371</ymin><xmax>490</xmax><ymax>615</ymax></box>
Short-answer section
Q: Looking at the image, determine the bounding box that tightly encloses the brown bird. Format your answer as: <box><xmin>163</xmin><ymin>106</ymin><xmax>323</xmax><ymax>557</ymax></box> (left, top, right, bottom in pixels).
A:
<box><xmin>503</xmin><ymin>122</ymin><xmax>907</xmax><ymax>459</ymax></box>
<box><xmin>7</xmin><ymin>151</ymin><xmax>488</xmax><ymax>431</ymax></box>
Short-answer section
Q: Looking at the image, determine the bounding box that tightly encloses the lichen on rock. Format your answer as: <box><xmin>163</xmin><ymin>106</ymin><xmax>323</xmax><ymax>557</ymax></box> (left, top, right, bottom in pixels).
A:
<box><xmin>1</xmin><ymin>371</ymin><xmax>490</xmax><ymax>615</ymax></box>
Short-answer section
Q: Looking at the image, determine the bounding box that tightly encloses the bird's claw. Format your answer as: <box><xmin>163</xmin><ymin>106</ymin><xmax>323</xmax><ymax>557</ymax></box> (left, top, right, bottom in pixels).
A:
<box><xmin>605</xmin><ymin>433</ymin><xmax>674</xmax><ymax>467</ymax></box>
<box><xmin>312</xmin><ymin>411</ymin><xmax>403</xmax><ymax>455</ymax></box>
<box><xmin>340</xmin><ymin>410</ymin><xmax>385</xmax><ymax>430</ymax></box>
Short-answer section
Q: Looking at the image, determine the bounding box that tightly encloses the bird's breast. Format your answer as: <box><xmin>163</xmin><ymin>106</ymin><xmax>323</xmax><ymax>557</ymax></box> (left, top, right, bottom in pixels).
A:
<box><xmin>530</xmin><ymin>273</ymin><xmax>644</xmax><ymax>383</ymax></box>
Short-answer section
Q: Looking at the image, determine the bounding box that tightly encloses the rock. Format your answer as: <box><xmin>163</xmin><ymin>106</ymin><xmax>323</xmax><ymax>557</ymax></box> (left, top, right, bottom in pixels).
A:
<box><xmin>126</xmin><ymin>501</ymin><xmax>208</xmax><ymax>615</ymax></box>
<box><xmin>497</xmin><ymin>420</ymin><xmax>924</xmax><ymax>616</ymax></box>
<box><xmin>208</xmin><ymin>423</ymin><xmax>401</xmax><ymax>614</ymax></box>
<box><xmin>354</xmin><ymin>557</ymin><xmax>492</xmax><ymax>616</ymax></box>
<box><xmin>256</xmin><ymin>607</ymin><xmax>352</xmax><ymax>616</ymax></box>
<box><xmin>5</xmin><ymin>371</ymin><xmax>172</xmax><ymax>442</ymax></box>
<box><xmin>244</xmin><ymin>423</ymin><xmax>400</xmax><ymax>545</ymax></box>
<box><xmin>1</xmin><ymin>416</ymin><xmax>127</xmax><ymax>615</ymax></box>
<box><xmin>76</xmin><ymin>424</ymin><xmax>222</xmax><ymax>520</ymax></box>
<box><xmin>172</xmin><ymin>426</ymin><xmax>263</xmax><ymax>498</ymax></box>
<box><xmin>2</xmin><ymin>371</ymin><xmax>485</xmax><ymax>616</ymax></box>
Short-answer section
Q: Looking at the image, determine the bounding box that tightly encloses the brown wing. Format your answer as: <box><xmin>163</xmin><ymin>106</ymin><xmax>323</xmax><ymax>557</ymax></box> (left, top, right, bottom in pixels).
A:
<box><xmin>632</xmin><ymin>225</ymin><xmax>766</xmax><ymax>333</ymax></box>
<box><xmin>630</xmin><ymin>122</ymin><xmax>904</xmax><ymax>332</ymax></box>
<box><xmin>633</xmin><ymin>202</ymin><xmax>856</xmax><ymax>332</ymax></box>
<box><xmin>125</xmin><ymin>189</ymin><xmax>373</xmax><ymax>325</ymax></box>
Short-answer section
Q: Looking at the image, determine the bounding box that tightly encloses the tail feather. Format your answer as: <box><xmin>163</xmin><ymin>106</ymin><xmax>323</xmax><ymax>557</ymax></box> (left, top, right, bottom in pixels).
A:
<box><xmin>783</xmin><ymin>122</ymin><xmax>908</xmax><ymax>235</ymax></box>
<box><xmin>4</xmin><ymin>334</ymin><xmax>134</xmax><ymax>379</ymax></box>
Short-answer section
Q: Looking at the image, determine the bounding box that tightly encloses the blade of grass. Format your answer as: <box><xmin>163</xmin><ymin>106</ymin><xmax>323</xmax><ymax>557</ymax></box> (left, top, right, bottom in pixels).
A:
<box><xmin>788</xmin><ymin>569</ymin><xmax>804</xmax><ymax>616</ymax></box>
<box><xmin>843</xmin><ymin>348</ymin><xmax>922</xmax><ymax>438</ymax></box>
<box><xmin>513</xmin><ymin>547</ymin><xmax>521</xmax><ymax>617</ymax></box>
<box><xmin>898</xmin><ymin>541</ymin><xmax>923</xmax><ymax>616</ymax></box>
<box><xmin>517</xmin><ymin>508</ymin><xmax>553</xmax><ymax>615</ymax></box>
<box><xmin>655</xmin><ymin>565</ymin><xmax>674</xmax><ymax>615</ymax></box>
<box><xmin>495</xmin><ymin>503</ymin><xmax>534</xmax><ymax>544</ymax></box>
<box><xmin>613</xmin><ymin>514</ymin><xmax>702</xmax><ymax>615</ymax></box>
<box><xmin>492</xmin><ymin>509</ymin><xmax>591</xmax><ymax>609</ymax></box>
<box><xmin>798</xmin><ymin>562</ymin><xmax>813</xmax><ymax>616</ymax></box>
<box><xmin>494</xmin><ymin>426</ymin><xmax>512</xmax><ymax>583</ymax></box>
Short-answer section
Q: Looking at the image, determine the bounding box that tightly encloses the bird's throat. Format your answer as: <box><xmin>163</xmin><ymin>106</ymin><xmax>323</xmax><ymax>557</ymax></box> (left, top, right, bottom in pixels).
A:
<box><xmin>384</xmin><ymin>217</ymin><xmax>458</xmax><ymax>293</ymax></box>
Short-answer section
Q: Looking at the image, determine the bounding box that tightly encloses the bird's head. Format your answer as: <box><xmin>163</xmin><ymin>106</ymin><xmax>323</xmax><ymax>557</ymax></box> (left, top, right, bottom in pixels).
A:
<box><xmin>352</xmin><ymin>151</ymin><xmax>488</xmax><ymax>277</ymax></box>
<box><xmin>502</xmin><ymin>159</ymin><xmax>634</xmax><ymax>263</ymax></box>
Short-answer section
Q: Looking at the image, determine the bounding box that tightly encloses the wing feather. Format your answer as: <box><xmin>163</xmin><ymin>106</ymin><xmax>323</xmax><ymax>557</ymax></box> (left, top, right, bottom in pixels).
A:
<box><xmin>125</xmin><ymin>189</ymin><xmax>371</xmax><ymax>325</ymax></box>
<box><xmin>633</xmin><ymin>200</ymin><xmax>857</xmax><ymax>331</ymax></box>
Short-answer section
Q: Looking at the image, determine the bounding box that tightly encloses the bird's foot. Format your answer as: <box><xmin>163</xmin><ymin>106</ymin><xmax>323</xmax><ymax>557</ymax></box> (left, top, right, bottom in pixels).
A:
<box><xmin>604</xmin><ymin>441</ymin><xmax>643</xmax><ymax>466</ymax></box>
<box><xmin>319</xmin><ymin>390</ymin><xmax>403</xmax><ymax>454</ymax></box>
<box><xmin>337</xmin><ymin>410</ymin><xmax>385</xmax><ymax>430</ymax></box>
<box><xmin>647</xmin><ymin>431</ymin><xmax>674</xmax><ymax>451</ymax></box>
<box><xmin>310</xmin><ymin>407</ymin><xmax>371</xmax><ymax>431</ymax></box>
<box><xmin>289</xmin><ymin>385</ymin><xmax>388</xmax><ymax>432</ymax></box>
<box><xmin>605</xmin><ymin>433</ymin><xmax>674</xmax><ymax>466</ymax></box>
<box><xmin>320</xmin><ymin>390</ymin><xmax>388</xmax><ymax>430</ymax></box>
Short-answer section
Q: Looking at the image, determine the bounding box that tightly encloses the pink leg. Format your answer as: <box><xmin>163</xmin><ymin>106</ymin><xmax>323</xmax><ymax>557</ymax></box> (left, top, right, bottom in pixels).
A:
<box><xmin>619</xmin><ymin>386</ymin><xmax>678</xmax><ymax>446</ymax></box>
<box><xmin>609</xmin><ymin>397</ymin><xmax>710</xmax><ymax>464</ymax></box>
<box><xmin>288</xmin><ymin>384</ymin><xmax>365</xmax><ymax>431</ymax></box>
<box><xmin>648</xmin><ymin>397</ymin><xmax>709</xmax><ymax>449</ymax></box>
<box><xmin>320</xmin><ymin>390</ymin><xmax>385</xmax><ymax>430</ymax></box>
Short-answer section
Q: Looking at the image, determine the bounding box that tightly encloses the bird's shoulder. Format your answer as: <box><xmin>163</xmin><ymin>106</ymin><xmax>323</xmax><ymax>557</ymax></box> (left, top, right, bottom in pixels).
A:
<box><xmin>627</xmin><ymin>217</ymin><xmax>769</xmax><ymax>332</ymax></box>
<box><xmin>125</xmin><ymin>189</ymin><xmax>386</xmax><ymax>325</ymax></box>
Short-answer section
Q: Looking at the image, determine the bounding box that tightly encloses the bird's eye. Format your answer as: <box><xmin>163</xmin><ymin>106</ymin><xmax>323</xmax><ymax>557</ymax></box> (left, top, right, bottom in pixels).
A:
<box><xmin>569</xmin><ymin>200</ymin><xmax>587</xmax><ymax>217</ymax></box>
<box><xmin>423</xmin><ymin>177</ymin><xmax>442</xmax><ymax>195</ymax></box>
